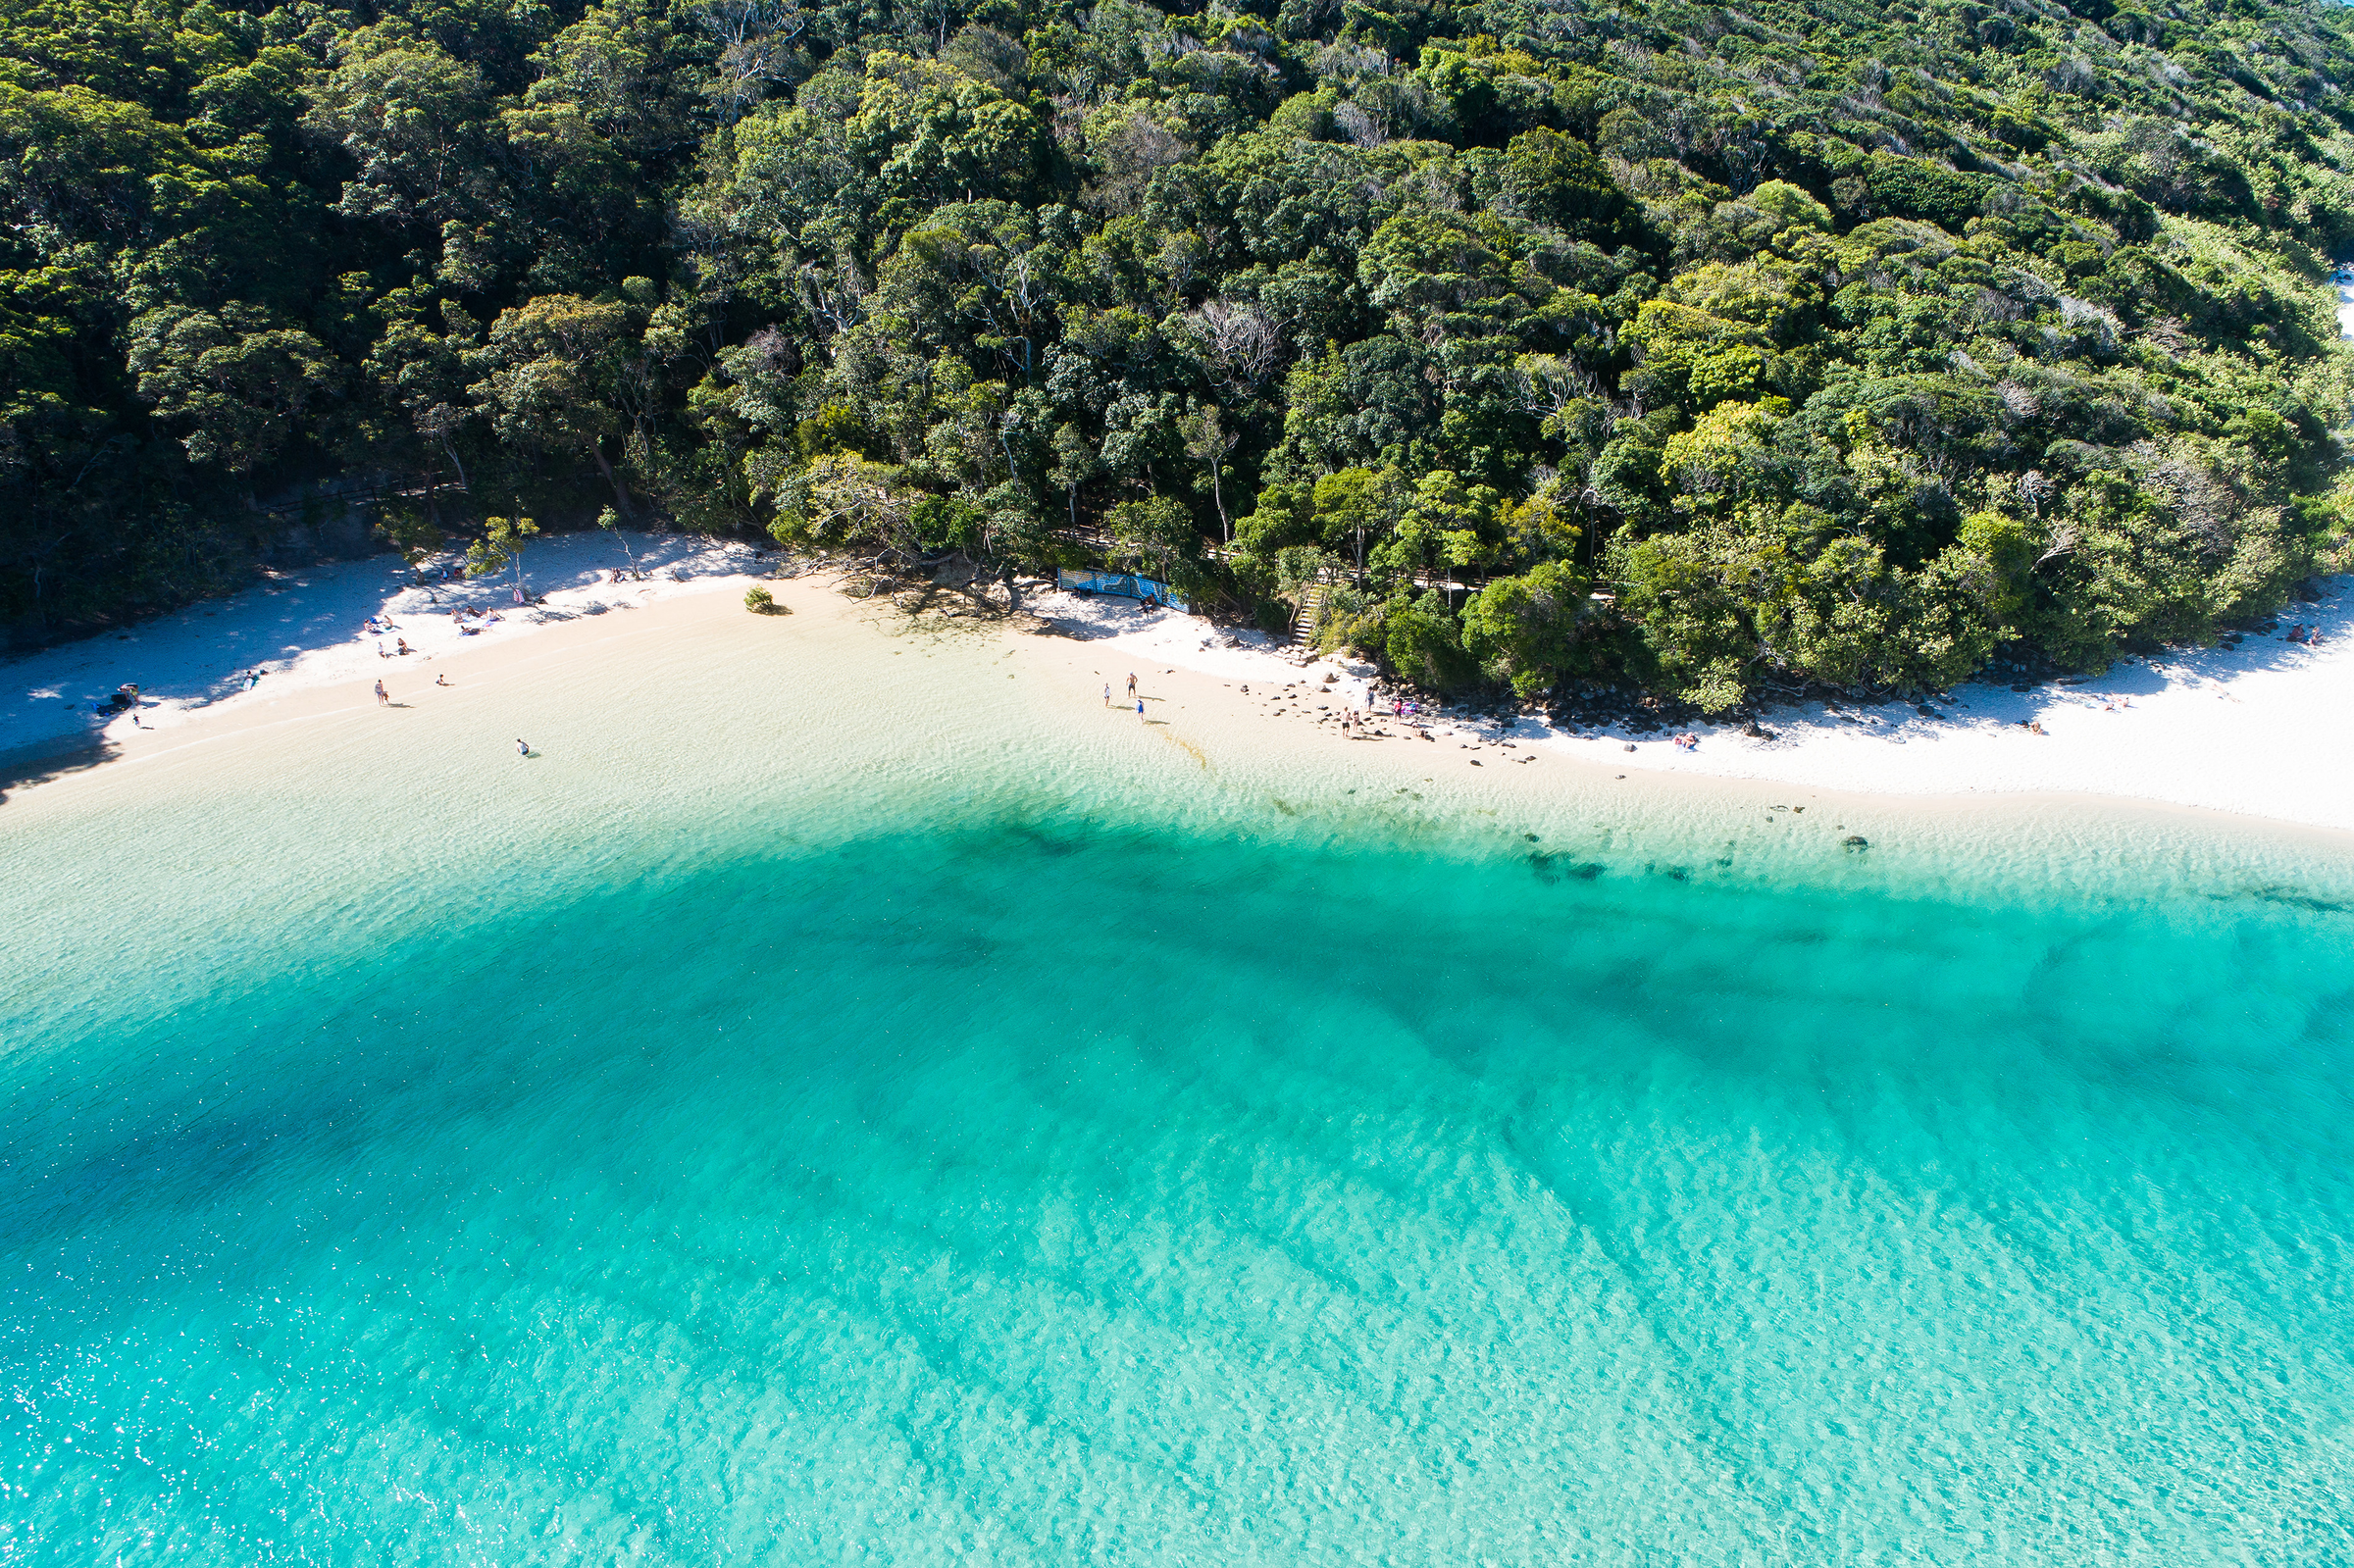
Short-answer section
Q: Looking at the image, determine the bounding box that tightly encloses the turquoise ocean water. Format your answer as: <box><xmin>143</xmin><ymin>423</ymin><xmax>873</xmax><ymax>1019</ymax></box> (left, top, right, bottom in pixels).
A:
<box><xmin>5</xmin><ymin>689</ymin><xmax>2354</xmax><ymax>1563</ymax></box>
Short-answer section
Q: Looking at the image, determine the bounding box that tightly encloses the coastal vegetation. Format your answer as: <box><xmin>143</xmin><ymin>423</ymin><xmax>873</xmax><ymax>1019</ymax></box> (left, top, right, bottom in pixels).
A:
<box><xmin>6</xmin><ymin>0</ymin><xmax>2354</xmax><ymax>706</ymax></box>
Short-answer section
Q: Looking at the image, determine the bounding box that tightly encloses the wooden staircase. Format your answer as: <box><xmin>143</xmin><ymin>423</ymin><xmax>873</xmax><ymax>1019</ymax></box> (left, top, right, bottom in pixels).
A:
<box><xmin>1291</xmin><ymin>580</ymin><xmax>1328</xmax><ymax>641</ymax></box>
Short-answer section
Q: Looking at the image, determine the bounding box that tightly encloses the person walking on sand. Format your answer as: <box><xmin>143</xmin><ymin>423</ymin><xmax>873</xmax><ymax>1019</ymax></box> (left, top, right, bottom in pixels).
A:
<box><xmin>1126</xmin><ymin>673</ymin><xmax>1138</xmax><ymax>698</ymax></box>
<box><xmin>375</xmin><ymin>680</ymin><xmax>388</xmax><ymax>706</ymax></box>
<box><xmin>1136</xmin><ymin>698</ymin><xmax>1145</xmax><ymax>718</ymax></box>
<box><xmin>1102</xmin><ymin>683</ymin><xmax>1110</xmax><ymax>707</ymax></box>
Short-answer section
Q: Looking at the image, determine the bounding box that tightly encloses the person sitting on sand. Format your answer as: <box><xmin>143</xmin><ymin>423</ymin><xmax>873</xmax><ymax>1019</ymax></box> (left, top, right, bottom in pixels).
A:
<box><xmin>435</xmin><ymin>673</ymin><xmax>449</xmax><ymax>686</ymax></box>
<box><xmin>396</xmin><ymin>637</ymin><xmax>411</xmax><ymax>655</ymax></box>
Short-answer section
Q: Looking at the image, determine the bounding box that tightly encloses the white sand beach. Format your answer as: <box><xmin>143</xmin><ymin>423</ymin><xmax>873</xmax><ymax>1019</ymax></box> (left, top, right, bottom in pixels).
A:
<box><xmin>1032</xmin><ymin>577</ymin><xmax>2354</xmax><ymax>835</ymax></box>
<box><xmin>0</xmin><ymin>531</ymin><xmax>767</xmax><ymax>767</ymax></box>
<box><xmin>6</xmin><ymin>534</ymin><xmax>2350</xmax><ymax>836</ymax></box>
<box><xmin>1505</xmin><ymin>588</ymin><xmax>2353</xmax><ymax>830</ymax></box>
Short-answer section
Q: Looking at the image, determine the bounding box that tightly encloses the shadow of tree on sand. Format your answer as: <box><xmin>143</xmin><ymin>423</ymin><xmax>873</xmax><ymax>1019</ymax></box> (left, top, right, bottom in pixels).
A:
<box><xmin>0</xmin><ymin>733</ymin><xmax>120</xmax><ymax>806</ymax></box>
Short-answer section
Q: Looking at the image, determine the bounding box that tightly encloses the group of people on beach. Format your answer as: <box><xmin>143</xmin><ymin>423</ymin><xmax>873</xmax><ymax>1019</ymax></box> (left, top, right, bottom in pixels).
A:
<box><xmin>1099</xmin><ymin>672</ymin><xmax>1149</xmax><ymax>717</ymax></box>
<box><xmin>367</xmin><ymin>615</ymin><xmax>418</xmax><ymax>659</ymax></box>
<box><xmin>1100</xmin><ymin>671</ymin><xmax>1145</xmax><ymax>716</ymax></box>
<box><xmin>1672</xmin><ymin>732</ymin><xmax>1701</xmax><ymax>751</ymax></box>
<box><xmin>100</xmin><ymin>682</ymin><xmax>144</xmax><ymax>727</ymax></box>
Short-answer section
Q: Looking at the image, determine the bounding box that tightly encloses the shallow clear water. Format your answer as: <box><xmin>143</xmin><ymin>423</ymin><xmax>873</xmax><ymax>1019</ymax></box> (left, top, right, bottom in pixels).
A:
<box><xmin>5</xmin><ymin>729</ymin><xmax>2353</xmax><ymax>1562</ymax></box>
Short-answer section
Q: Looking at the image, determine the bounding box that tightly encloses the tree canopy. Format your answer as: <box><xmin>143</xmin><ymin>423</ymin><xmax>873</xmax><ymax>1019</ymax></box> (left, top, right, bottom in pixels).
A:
<box><xmin>6</xmin><ymin>0</ymin><xmax>2354</xmax><ymax>705</ymax></box>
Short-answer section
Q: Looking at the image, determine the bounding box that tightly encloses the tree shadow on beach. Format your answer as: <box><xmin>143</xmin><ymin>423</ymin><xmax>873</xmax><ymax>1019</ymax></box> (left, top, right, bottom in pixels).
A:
<box><xmin>0</xmin><ymin>734</ymin><xmax>120</xmax><ymax>806</ymax></box>
<box><xmin>1713</xmin><ymin>576</ymin><xmax>2354</xmax><ymax>748</ymax></box>
<box><xmin>1</xmin><ymin>533</ymin><xmax>772</xmax><ymax>756</ymax></box>
<box><xmin>1032</xmin><ymin>590</ymin><xmax>1252</xmax><ymax>649</ymax></box>
<box><xmin>2105</xmin><ymin>581</ymin><xmax>2354</xmax><ymax>691</ymax></box>
<box><xmin>847</xmin><ymin>576</ymin><xmax>1050</xmax><ymax>647</ymax></box>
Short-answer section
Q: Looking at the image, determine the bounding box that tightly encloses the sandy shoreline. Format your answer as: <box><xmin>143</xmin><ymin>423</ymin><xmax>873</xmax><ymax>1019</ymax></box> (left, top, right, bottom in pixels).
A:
<box><xmin>0</xmin><ymin>532</ymin><xmax>765</xmax><ymax>789</ymax></box>
<box><xmin>5</xmin><ymin>534</ymin><xmax>2350</xmax><ymax>836</ymax></box>
<box><xmin>1014</xmin><ymin>576</ymin><xmax>2354</xmax><ymax>837</ymax></box>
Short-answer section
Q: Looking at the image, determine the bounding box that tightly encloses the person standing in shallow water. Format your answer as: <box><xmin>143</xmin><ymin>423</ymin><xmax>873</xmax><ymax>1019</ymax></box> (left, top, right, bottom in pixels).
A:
<box><xmin>1126</xmin><ymin>673</ymin><xmax>1137</xmax><ymax>698</ymax></box>
<box><xmin>516</xmin><ymin>737</ymin><xmax>529</xmax><ymax>756</ymax></box>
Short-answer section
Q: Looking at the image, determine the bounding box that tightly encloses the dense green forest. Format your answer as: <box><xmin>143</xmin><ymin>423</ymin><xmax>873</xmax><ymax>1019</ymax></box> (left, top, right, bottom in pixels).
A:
<box><xmin>7</xmin><ymin>0</ymin><xmax>2354</xmax><ymax>703</ymax></box>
